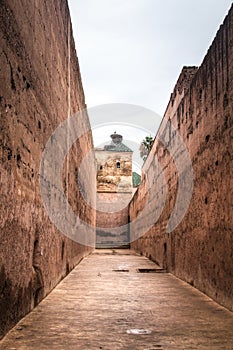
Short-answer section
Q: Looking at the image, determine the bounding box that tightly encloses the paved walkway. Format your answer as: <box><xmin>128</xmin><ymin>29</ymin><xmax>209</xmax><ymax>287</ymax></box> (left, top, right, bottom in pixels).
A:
<box><xmin>0</xmin><ymin>250</ymin><xmax>233</xmax><ymax>350</ymax></box>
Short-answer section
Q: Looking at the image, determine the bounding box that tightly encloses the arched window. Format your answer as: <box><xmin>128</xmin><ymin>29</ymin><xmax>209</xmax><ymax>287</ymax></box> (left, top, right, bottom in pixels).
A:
<box><xmin>100</xmin><ymin>165</ymin><xmax>103</xmax><ymax>170</ymax></box>
<box><xmin>116</xmin><ymin>162</ymin><xmax>120</xmax><ymax>169</ymax></box>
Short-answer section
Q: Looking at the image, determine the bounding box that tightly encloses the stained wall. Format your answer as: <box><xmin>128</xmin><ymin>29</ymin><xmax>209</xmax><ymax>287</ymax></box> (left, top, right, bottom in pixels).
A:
<box><xmin>0</xmin><ymin>0</ymin><xmax>96</xmax><ymax>338</ymax></box>
<box><xmin>96</xmin><ymin>192</ymin><xmax>133</xmax><ymax>248</ymax></box>
<box><xmin>129</xmin><ymin>6</ymin><xmax>233</xmax><ymax>311</ymax></box>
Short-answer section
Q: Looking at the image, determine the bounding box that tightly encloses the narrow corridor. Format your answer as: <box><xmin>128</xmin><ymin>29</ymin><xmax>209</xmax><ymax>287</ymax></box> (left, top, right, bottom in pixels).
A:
<box><xmin>0</xmin><ymin>250</ymin><xmax>232</xmax><ymax>350</ymax></box>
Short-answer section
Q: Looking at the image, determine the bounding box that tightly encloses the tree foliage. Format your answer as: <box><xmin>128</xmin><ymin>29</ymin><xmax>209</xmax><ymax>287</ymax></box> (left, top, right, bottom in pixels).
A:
<box><xmin>139</xmin><ymin>136</ymin><xmax>154</xmax><ymax>161</ymax></box>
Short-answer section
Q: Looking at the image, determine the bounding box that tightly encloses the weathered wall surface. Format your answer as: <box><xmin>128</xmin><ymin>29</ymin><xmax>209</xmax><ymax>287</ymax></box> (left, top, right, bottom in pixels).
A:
<box><xmin>0</xmin><ymin>0</ymin><xmax>95</xmax><ymax>338</ymax></box>
<box><xmin>130</xmin><ymin>6</ymin><xmax>233</xmax><ymax>311</ymax></box>
<box><xmin>96</xmin><ymin>150</ymin><xmax>132</xmax><ymax>193</ymax></box>
<box><xmin>96</xmin><ymin>192</ymin><xmax>133</xmax><ymax>248</ymax></box>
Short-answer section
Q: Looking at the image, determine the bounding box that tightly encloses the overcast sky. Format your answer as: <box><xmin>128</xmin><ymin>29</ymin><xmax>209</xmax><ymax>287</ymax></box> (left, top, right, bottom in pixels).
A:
<box><xmin>68</xmin><ymin>1</ymin><xmax>231</xmax><ymax>116</ymax></box>
<box><xmin>68</xmin><ymin>1</ymin><xmax>232</xmax><ymax>173</ymax></box>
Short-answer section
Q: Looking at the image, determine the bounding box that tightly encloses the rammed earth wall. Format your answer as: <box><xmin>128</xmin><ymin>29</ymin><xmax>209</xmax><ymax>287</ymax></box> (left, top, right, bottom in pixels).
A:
<box><xmin>0</xmin><ymin>0</ymin><xmax>96</xmax><ymax>338</ymax></box>
<box><xmin>129</xmin><ymin>6</ymin><xmax>233</xmax><ymax>312</ymax></box>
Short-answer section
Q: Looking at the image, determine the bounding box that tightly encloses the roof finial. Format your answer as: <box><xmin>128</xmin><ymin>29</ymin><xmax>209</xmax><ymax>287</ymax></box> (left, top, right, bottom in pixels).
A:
<box><xmin>110</xmin><ymin>132</ymin><xmax>122</xmax><ymax>144</ymax></box>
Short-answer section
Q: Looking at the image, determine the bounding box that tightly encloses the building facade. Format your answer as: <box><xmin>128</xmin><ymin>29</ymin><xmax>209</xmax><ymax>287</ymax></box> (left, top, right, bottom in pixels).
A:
<box><xmin>95</xmin><ymin>133</ymin><xmax>133</xmax><ymax>248</ymax></box>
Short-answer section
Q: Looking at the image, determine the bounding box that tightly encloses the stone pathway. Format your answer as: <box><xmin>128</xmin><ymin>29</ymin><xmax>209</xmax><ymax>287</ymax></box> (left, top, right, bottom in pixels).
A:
<box><xmin>0</xmin><ymin>250</ymin><xmax>233</xmax><ymax>350</ymax></box>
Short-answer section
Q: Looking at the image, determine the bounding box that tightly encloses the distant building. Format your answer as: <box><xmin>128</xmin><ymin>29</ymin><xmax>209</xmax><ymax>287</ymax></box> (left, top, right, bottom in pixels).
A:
<box><xmin>95</xmin><ymin>132</ymin><xmax>133</xmax><ymax>248</ymax></box>
<box><xmin>95</xmin><ymin>132</ymin><xmax>133</xmax><ymax>193</ymax></box>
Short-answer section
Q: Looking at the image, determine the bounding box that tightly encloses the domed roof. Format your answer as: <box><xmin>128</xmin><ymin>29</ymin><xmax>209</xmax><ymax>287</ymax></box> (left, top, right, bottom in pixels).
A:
<box><xmin>103</xmin><ymin>132</ymin><xmax>133</xmax><ymax>152</ymax></box>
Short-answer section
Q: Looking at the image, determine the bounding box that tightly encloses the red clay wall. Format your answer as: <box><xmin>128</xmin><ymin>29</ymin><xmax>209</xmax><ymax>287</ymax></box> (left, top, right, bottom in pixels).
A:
<box><xmin>96</xmin><ymin>192</ymin><xmax>133</xmax><ymax>248</ymax></box>
<box><xmin>0</xmin><ymin>0</ymin><xmax>95</xmax><ymax>338</ymax></box>
<box><xmin>129</xmin><ymin>6</ymin><xmax>233</xmax><ymax>311</ymax></box>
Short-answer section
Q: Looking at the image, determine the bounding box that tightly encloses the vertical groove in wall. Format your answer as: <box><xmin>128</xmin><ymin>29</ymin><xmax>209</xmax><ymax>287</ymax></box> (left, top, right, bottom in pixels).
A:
<box><xmin>66</xmin><ymin>18</ymin><xmax>71</xmax><ymax>209</ymax></box>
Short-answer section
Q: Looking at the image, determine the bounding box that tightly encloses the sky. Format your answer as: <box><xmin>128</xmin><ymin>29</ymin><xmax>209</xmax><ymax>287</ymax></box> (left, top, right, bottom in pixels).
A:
<box><xmin>68</xmin><ymin>0</ymin><xmax>231</xmax><ymax>114</ymax></box>
<box><xmin>68</xmin><ymin>1</ymin><xmax>232</xmax><ymax>171</ymax></box>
